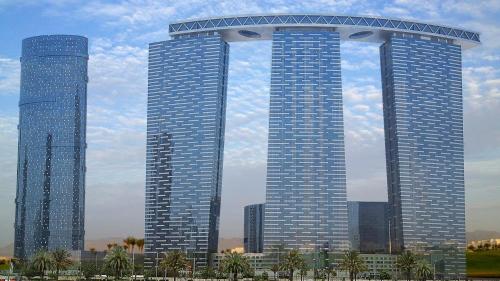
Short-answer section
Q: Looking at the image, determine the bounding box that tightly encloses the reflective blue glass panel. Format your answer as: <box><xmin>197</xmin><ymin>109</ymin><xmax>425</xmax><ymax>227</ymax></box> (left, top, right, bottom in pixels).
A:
<box><xmin>14</xmin><ymin>35</ymin><xmax>88</xmax><ymax>260</ymax></box>
<box><xmin>145</xmin><ymin>34</ymin><xmax>229</xmax><ymax>267</ymax></box>
<box><xmin>264</xmin><ymin>30</ymin><xmax>349</xmax><ymax>252</ymax></box>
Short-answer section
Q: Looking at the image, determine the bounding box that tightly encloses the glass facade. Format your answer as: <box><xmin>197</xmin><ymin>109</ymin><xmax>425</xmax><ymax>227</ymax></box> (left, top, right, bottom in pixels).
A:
<box><xmin>264</xmin><ymin>30</ymin><xmax>349</xmax><ymax>252</ymax></box>
<box><xmin>347</xmin><ymin>201</ymin><xmax>389</xmax><ymax>253</ymax></box>
<box><xmin>244</xmin><ymin>203</ymin><xmax>265</xmax><ymax>253</ymax></box>
<box><xmin>381</xmin><ymin>33</ymin><xmax>465</xmax><ymax>278</ymax></box>
<box><xmin>146</xmin><ymin>15</ymin><xmax>476</xmax><ymax>275</ymax></box>
<box><xmin>14</xmin><ymin>35</ymin><xmax>88</xmax><ymax>260</ymax></box>
<box><xmin>145</xmin><ymin>33</ymin><xmax>229</xmax><ymax>267</ymax></box>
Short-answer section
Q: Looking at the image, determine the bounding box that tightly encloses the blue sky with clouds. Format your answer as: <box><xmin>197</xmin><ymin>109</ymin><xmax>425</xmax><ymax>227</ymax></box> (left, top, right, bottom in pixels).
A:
<box><xmin>0</xmin><ymin>0</ymin><xmax>499</xmax><ymax>248</ymax></box>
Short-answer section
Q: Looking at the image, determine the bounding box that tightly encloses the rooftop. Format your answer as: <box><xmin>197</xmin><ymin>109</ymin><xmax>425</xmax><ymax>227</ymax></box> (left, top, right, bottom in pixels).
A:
<box><xmin>169</xmin><ymin>14</ymin><xmax>480</xmax><ymax>49</ymax></box>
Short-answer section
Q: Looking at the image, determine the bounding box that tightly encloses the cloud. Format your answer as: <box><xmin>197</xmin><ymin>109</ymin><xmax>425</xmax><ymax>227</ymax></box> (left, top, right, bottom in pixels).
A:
<box><xmin>0</xmin><ymin>57</ymin><xmax>20</xmax><ymax>96</ymax></box>
<box><xmin>463</xmin><ymin>66</ymin><xmax>500</xmax><ymax>110</ymax></box>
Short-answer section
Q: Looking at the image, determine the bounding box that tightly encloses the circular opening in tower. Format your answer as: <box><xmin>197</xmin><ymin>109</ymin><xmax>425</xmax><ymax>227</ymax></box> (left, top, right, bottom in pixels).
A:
<box><xmin>238</xmin><ymin>30</ymin><xmax>261</xmax><ymax>38</ymax></box>
<box><xmin>349</xmin><ymin>31</ymin><xmax>374</xmax><ymax>39</ymax></box>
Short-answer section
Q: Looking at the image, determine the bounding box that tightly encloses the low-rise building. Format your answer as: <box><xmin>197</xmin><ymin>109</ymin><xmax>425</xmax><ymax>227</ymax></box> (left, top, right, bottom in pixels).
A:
<box><xmin>211</xmin><ymin>253</ymin><xmax>266</xmax><ymax>273</ymax></box>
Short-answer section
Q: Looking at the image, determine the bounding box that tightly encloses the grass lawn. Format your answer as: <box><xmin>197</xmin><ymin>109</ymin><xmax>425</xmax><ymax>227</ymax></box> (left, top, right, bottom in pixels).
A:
<box><xmin>467</xmin><ymin>249</ymin><xmax>500</xmax><ymax>278</ymax></box>
<box><xmin>0</xmin><ymin>263</ymin><xmax>9</xmax><ymax>270</ymax></box>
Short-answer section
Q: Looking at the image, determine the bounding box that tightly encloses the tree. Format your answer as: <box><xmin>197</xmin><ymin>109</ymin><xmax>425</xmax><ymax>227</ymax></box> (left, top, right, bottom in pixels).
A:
<box><xmin>104</xmin><ymin>246</ymin><xmax>131</xmax><ymax>280</ymax></box>
<box><xmin>160</xmin><ymin>250</ymin><xmax>188</xmax><ymax>281</ymax></box>
<box><xmin>271</xmin><ymin>264</ymin><xmax>280</xmax><ymax>280</ymax></box>
<box><xmin>136</xmin><ymin>239</ymin><xmax>145</xmax><ymax>253</ymax></box>
<box><xmin>262</xmin><ymin>271</ymin><xmax>269</xmax><ymax>281</ymax></box>
<box><xmin>280</xmin><ymin>250</ymin><xmax>304</xmax><ymax>281</ymax></box>
<box><xmin>299</xmin><ymin>263</ymin><xmax>309</xmax><ymax>281</ymax></box>
<box><xmin>221</xmin><ymin>252</ymin><xmax>251</xmax><ymax>281</ymax></box>
<box><xmin>81</xmin><ymin>261</ymin><xmax>98</xmax><ymax>280</ymax></box>
<box><xmin>396</xmin><ymin>251</ymin><xmax>417</xmax><ymax>281</ymax></box>
<box><xmin>31</xmin><ymin>250</ymin><xmax>54</xmax><ymax>280</ymax></box>
<box><xmin>415</xmin><ymin>261</ymin><xmax>432</xmax><ymax>281</ymax></box>
<box><xmin>378</xmin><ymin>269</ymin><xmax>391</xmax><ymax>281</ymax></box>
<box><xmin>324</xmin><ymin>266</ymin><xmax>336</xmax><ymax>281</ymax></box>
<box><xmin>338</xmin><ymin>251</ymin><xmax>367</xmax><ymax>281</ymax></box>
<box><xmin>124</xmin><ymin>236</ymin><xmax>137</xmax><ymax>280</ymax></box>
<box><xmin>200</xmin><ymin>266</ymin><xmax>216</xmax><ymax>280</ymax></box>
<box><xmin>90</xmin><ymin>247</ymin><xmax>98</xmax><ymax>270</ymax></box>
<box><xmin>216</xmin><ymin>266</ymin><xmax>227</xmax><ymax>280</ymax></box>
<box><xmin>107</xmin><ymin>243</ymin><xmax>114</xmax><ymax>251</ymax></box>
<box><xmin>51</xmin><ymin>249</ymin><xmax>73</xmax><ymax>280</ymax></box>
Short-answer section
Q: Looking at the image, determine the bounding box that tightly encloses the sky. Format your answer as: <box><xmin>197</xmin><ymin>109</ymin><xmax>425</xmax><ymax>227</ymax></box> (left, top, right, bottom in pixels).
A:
<box><xmin>0</xmin><ymin>0</ymin><xmax>499</xmax><ymax>248</ymax></box>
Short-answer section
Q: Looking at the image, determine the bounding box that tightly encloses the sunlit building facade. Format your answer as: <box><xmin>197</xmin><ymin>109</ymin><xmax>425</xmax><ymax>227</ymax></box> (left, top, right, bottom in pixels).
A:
<box><xmin>147</xmin><ymin>15</ymin><xmax>479</xmax><ymax>275</ymax></box>
<box><xmin>144</xmin><ymin>34</ymin><xmax>229</xmax><ymax>267</ymax></box>
<box><xmin>14</xmin><ymin>35</ymin><xmax>88</xmax><ymax>260</ymax></box>
<box><xmin>264</xmin><ymin>29</ymin><xmax>349</xmax><ymax>252</ymax></box>
<box><xmin>381</xmin><ymin>33</ymin><xmax>466</xmax><ymax>278</ymax></box>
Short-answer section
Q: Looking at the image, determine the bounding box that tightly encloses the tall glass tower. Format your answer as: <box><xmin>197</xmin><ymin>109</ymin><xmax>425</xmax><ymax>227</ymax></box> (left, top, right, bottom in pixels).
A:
<box><xmin>154</xmin><ymin>14</ymin><xmax>479</xmax><ymax>276</ymax></box>
<box><xmin>145</xmin><ymin>33</ymin><xmax>229</xmax><ymax>267</ymax></box>
<box><xmin>264</xmin><ymin>29</ymin><xmax>349</xmax><ymax>252</ymax></box>
<box><xmin>381</xmin><ymin>33</ymin><xmax>465</xmax><ymax>278</ymax></box>
<box><xmin>14</xmin><ymin>35</ymin><xmax>88</xmax><ymax>260</ymax></box>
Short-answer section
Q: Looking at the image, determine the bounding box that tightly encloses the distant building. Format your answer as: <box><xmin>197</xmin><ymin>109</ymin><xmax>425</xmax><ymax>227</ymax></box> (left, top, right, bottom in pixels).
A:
<box><xmin>348</xmin><ymin>201</ymin><xmax>389</xmax><ymax>253</ymax></box>
<box><xmin>14</xmin><ymin>35</ymin><xmax>88</xmax><ymax>260</ymax></box>
<box><xmin>244</xmin><ymin>204</ymin><xmax>265</xmax><ymax>253</ymax></box>
<box><xmin>468</xmin><ymin>239</ymin><xmax>500</xmax><ymax>249</ymax></box>
<box><xmin>359</xmin><ymin>254</ymin><xmax>396</xmax><ymax>278</ymax></box>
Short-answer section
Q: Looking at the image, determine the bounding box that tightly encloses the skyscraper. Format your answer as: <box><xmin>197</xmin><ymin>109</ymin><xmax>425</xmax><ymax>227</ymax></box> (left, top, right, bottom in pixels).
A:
<box><xmin>145</xmin><ymin>34</ymin><xmax>229</xmax><ymax>267</ymax></box>
<box><xmin>381</xmin><ymin>33</ymin><xmax>466</xmax><ymax>277</ymax></box>
<box><xmin>151</xmin><ymin>15</ymin><xmax>479</xmax><ymax>275</ymax></box>
<box><xmin>347</xmin><ymin>201</ymin><xmax>389</xmax><ymax>253</ymax></box>
<box><xmin>264</xmin><ymin>29</ymin><xmax>349</xmax><ymax>252</ymax></box>
<box><xmin>14</xmin><ymin>35</ymin><xmax>88</xmax><ymax>260</ymax></box>
<box><xmin>244</xmin><ymin>203</ymin><xmax>265</xmax><ymax>253</ymax></box>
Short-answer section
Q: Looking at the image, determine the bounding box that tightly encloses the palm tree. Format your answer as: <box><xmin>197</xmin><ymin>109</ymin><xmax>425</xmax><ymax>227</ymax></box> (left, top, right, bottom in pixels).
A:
<box><xmin>299</xmin><ymin>263</ymin><xmax>308</xmax><ymax>281</ymax></box>
<box><xmin>415</xmin><ymin>261</ymin><xmax>432</xmax><ymax>281</ymax></box>
<box><xmin>221</xmin><ymin>252</ymin><xmax>251</xmax><ymax>281</ymax></box>
<box><xmin>31</xmin><ymin>250</ymin><xmax>54</xmax><ymax>280</ymax></box>
<box><xmin>378</xmin><ymin>269</ymin><xmax>391</xmax><ymax>280</ymax></box>
<box><xmin>271</xmin><ymin>264</ymin><xmax>280</xmax><ymax>280</ymax></box>
<box><xmin>280</xmin><ymin>250</ymin><xmax>304</xmax><ymax>281</ymax></box>
<box><xmin>90</xmin><ymin>248</ymin><xmax>98</xmax><ymax>269</ymax></box>
<box><xmin>338</xmin><ymin>251</ymin><xmax>367</xmax><ymax>281</ymax></box>
<box><xmin>104</xmin><ymin>246</ymin><xmax>131</xmax><ymax>280</ymax></box>
<box><xmin>52</xmin><ymin>249</ymin><xmax>73</xmax><ymax>280</ymax></box>
<box><xmin>107</xmin><ymin>244</ymin><xmax>113</xmax><ymax>251</ymax></box>
<box><xmin>324</xmin><ymin>266</ymin><xmax>336</xmax><ymax>281</ymax></box>
<box><xmin>201</xmin><ymin>266</ymin><xmax>216</xmax><ymax>280</ymax></box>
<box><xmin>160</xmin><ymin>250</ymin><xmax>188</xmax><ymax>281</ymax></box>
<box><xmin>136</xmin><ymin>239</ymin><xmax>145</xmax><ymax>253</ymax></box>
<box><xmin>124</xmin><ymin>237</ymin><xmax>137</xmax><ymax>280</ymax></box>
<box><xmin>396</xmin><ymin>251</ymin><xmax>417</xmax><ymax>281</ymax></box>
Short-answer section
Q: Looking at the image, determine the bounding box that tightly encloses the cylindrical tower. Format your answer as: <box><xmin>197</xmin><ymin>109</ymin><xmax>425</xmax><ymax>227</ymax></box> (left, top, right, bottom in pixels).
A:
<box><xmin>14</xmin><ymin>35</ymin><xmax>88</xmax><ymax>260</ymax></box>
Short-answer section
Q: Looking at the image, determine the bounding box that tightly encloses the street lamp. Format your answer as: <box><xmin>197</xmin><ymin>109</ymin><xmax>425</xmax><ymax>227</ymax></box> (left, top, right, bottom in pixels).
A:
<box><xmin>433</xmin><ymin>262</ymin><xmax>436</xmax><ymax>281</ymax></box>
